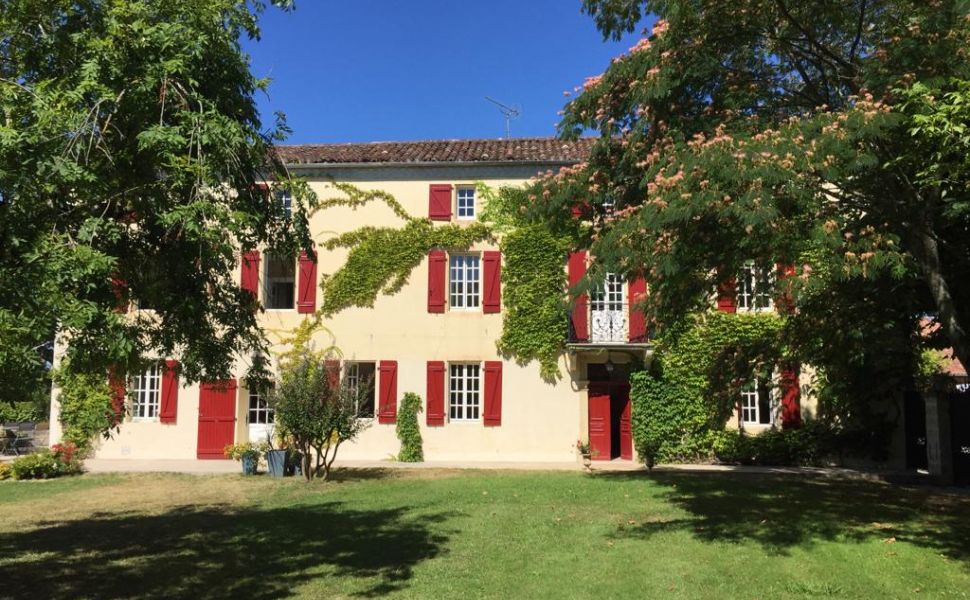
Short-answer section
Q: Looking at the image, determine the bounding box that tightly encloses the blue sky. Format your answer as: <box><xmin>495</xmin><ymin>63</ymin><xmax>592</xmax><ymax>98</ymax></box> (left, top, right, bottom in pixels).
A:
<box><xmin>243</xmin><ymin>1</ymin><xmax>645</xmax><ymax>143</ymax></box>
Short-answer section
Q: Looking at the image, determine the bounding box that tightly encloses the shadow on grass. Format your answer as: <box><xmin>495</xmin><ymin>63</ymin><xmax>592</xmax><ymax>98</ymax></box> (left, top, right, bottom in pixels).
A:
<box><xmin>0</xmin><ymin>500</ymin><xmax>454</xmax><ymax>599</ymax></box>
<box><xmin>600</xmin><ymin>471</ymin><xmax>970</xmax><ymax>562</ymax></box>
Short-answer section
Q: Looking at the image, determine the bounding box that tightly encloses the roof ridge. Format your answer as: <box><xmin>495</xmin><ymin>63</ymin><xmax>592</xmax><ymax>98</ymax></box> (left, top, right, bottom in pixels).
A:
<box><xmin>276</xmin><ymin>137</ymin><xmax>594</xmax><ymax>165</ymax></box>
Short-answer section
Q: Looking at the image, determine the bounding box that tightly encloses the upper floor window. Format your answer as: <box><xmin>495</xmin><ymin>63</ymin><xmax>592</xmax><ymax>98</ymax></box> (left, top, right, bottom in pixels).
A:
<box><xmin>449</xmin><ymin>254</ymin><xmax>480</xmax><ymax>310</ymax></box>
<box><xmin>277</xmin><ymin>191</ymin><xmax>293</xmax><ymax>219</ymax></box>
<box><xmin>737</xmin><ymin>261</ymin><xmax>773</xmax><ymax>312</ymax></box>
<box><xmin>130</xmin><ymin>365</ymin><xmax>161</xmax><ymax>420</ymax></box>
<box><xmin>346</xmin><ymin>362</ymin><xmax>376</xmax><ymax>418</ymax></box>
<box><xmin>740</xmin><ymin>379</ymin><xmax>773</xmax><ymax>426</ymax></box>
<box><xmin>449</xmin><ymin>363</ymin><xmax>481</xmax><ymax>421</ymax></box>
<box><xmin>591</xmin><ymin>273</ymin><xmax>624</xmax><ymax>313</ymax></box>
<box><xmin>456</xmin><ymin>187</ymin><xmax>476</xmax><ymax>220</ymax></box>
<box><xmin>248</xmin><ymin>387</ymin><xmax>274</xmax><ymax>425</ymax></box>
<box><xmin>264</xmin><ymin>253</ymin><xmax>295</xmax><ymax>309</ymax></box>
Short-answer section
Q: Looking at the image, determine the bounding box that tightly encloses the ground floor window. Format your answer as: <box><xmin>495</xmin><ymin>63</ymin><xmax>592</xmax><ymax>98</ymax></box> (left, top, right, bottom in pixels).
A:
<box><xmin>346</xmin><ymin>362</ymin><xmax>376</xmax><ymax>418</ymax></box>
<box><xmin>130</xmin><ymin>365</ymin><xmax>161</xmax><ymax>420</ymax></box>
<box><xmin>740</xmin><ymin>379</ymin><xmax>773</xmax><ymax>426</ymax></box>
<box><xmin>449</xmin><ymin>363</ymin><xmax>481</xmax><ymax>421</ymax></box>
<box><xmin>248</xmin><ymin>388</ymin><xmax>274</xmax><ymax>425</ymax></box>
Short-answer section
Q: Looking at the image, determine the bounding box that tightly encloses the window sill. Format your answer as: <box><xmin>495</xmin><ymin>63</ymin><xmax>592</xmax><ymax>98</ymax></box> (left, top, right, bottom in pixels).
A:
<box><xmin>130</xmin><ymin>417</ymin><xmax>159</xmax><ymax>423</ymax></box>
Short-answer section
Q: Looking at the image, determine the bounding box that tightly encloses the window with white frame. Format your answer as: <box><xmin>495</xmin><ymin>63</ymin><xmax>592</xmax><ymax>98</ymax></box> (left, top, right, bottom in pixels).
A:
<box><xmin>449</xmin><ymin>363</ymin><xmax>481</xmax><ymax>421</ymax></box>
<box><xmin>248</xmin><ymin>387</ymin><xmax>274</xmax><ymax>425</ymax></box>
<box><xmin>456</xmin><ymin>187</ymin><xmax>476</xmax><ymax>220</ymax></box>
<box><xmin>130</xmin><ymin>365</ymin><xmax>161</xmax><ymax>420</ymax></box>
<box><xmin>264</xmin><ymin>253</ymin><xmax>295</xmax><ymax>309</ymax></box>
<box><xmin>449</xmin><ymin>254</ymin><xmax>480</xmax><ymax>310</ymax></box>
<box><xmin>345</xmin><ymin>362</ymin><xmax>376</xmax><ymax>418</ymax></box>
<box><xmin>740</xmin><ymin>379</ymin><xmax>773</xmax><ymax>426</ymax></box>
<box><xmin>590</xmin><ymin>272</ymin><xmax>624</xmax><ymax>312</ymax></box>
<box><xmin>737</xmin><ymin>261</ymin><xmax>773</xmax><ymax>312</ymax></box>
<box><xmin>277</xmin><ymin>191</ymin><xmax>293</xmax><ymax>219</ymax></box>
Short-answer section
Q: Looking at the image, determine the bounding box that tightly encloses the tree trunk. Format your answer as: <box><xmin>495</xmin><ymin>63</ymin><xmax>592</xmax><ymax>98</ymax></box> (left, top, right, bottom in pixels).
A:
<box><xmin>913</xmin><ymin>221</ymin><xmax>970</xmax><ymax>375</ymax></box>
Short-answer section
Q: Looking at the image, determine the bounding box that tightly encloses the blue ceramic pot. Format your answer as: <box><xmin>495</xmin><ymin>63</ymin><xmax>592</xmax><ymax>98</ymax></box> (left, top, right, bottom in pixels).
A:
<box><xmin>265</xmin><ymin>449</ymin><xmax>287</xmax><ymax>477</ymax></box>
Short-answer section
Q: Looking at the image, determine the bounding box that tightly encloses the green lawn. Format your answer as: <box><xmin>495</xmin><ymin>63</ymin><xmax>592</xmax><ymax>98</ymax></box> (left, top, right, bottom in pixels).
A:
<box><xmin>0</xmin><ymin>469</ymin><xmax>968</xmax><ymax>599</ymax></box>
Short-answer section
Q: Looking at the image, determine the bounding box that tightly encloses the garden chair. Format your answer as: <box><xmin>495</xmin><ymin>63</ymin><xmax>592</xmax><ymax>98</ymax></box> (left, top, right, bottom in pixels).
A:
<box><xmin>12</xmin><ymin>423</ymin><xmax>35</xmax><ymax>456</ymax></box>
<box><xmin>0</xmin><ymin>424</ymin><xmax>16</xmax><ymax>456</ymax></box>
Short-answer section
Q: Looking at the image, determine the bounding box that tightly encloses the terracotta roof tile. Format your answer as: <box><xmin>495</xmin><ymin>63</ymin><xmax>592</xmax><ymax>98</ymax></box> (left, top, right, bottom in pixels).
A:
<box><xmin>276</xmin><ymin>137</ymin><xmax>594</xmax><ymax>165</ymax></box>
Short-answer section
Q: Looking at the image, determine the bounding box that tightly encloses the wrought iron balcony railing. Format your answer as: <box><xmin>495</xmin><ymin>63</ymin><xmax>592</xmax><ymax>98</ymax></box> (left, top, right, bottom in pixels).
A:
<box><xmin>567</xmin><ymin>303</ymin><xmax>651</xmax><ymax>344</ymax></box>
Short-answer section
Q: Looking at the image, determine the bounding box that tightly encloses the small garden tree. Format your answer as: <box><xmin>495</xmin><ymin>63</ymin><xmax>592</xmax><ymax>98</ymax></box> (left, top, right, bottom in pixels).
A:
<box><xmin>268</xmin><ymin>350</ymin><xmax>367</xmax><ymax>481</ymax></box>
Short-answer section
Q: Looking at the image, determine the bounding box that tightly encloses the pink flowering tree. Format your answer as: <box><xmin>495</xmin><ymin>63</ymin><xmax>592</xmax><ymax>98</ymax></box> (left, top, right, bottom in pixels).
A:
<box><xmin>525</xmin><ymin>1</ymin><xmax>970</xmax><ymax>414</ymax></box>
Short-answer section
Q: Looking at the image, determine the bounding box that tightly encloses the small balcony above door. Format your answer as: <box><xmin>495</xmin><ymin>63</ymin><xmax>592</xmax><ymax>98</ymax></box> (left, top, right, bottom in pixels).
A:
<box><xmin>567</xmin><ymin>273</ymin><xmax>652</xmax><ymax>357</ymax></box>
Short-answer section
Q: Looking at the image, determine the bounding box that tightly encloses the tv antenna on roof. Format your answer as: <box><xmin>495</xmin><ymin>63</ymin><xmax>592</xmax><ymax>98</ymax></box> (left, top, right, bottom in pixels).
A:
<box><xmin>485</xmin><ymin>96</ymin><xmax>520</xmax><ymax>139</ymax></box>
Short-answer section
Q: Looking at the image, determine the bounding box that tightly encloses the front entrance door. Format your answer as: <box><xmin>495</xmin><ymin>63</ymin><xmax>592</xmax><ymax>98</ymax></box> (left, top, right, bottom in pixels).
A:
<box><xmin>198</xmin><ymin>380</ymin><xmax>237</xmax><ymax>459</ymax></box>
<box><xmin>588</xmin><ymin>381</ymin><xmax>633</xmax><ymax>461</ymax></box>
<box><xmin>588</xmin><ymin>382</ymin><xmax>611</xmax><ymax>461</ymax></box>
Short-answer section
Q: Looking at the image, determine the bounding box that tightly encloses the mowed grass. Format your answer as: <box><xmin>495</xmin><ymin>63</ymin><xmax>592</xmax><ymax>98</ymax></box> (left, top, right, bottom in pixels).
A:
<box><xmin>1</xmin><ymin>469</ymin><xmax>968</xmax><ymax>599</ymax></box>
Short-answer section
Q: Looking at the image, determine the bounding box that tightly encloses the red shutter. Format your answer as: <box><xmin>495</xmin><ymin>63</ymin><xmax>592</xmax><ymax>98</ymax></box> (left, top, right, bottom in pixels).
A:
<box><xmin>378</xmin><ymin>360</ymin><xmax>398</xmax><ymax>424</ymax></box>
<box><xmin>568</xmin><ymin>251</ymin><xmax>589</xmax><ymax>342</ymax></box>
<box><xmin>429</xmin><ymin>184</ymin><xmax>452</xmax><ymax>221</ymax></box>
<box><xmin>159</xmin><ymin>360</ymin><xmax>180</xmax><ymax>424</ymax></box>
<box><xmin>780</xmin><ymin>364</ymin><xmax>803</xmax><ymax>429</ymax></box>
<box><xmin>428</xmin><ymin>249</ymin><xmax>446</xmax><ymax>313</ymax></box>
<box><xmin>628</xmin><ymin>276</ymin><xmax>648</xmax><ymax>342</ymax></box>
<box><xmin>111</xmin><ymin>276</ymin><xmax>128</xmax><ymax>313</ymax></box>
<box><xmin>426</xmin><ymin>361</ymin><xmax>445</xmax><ymax>426</ymax></box>
<box><xmin>297</xmin><ymin>249</ymin><xmax>317</xmax><ymax>314</ymax></box>
<box><xmin>483</xmin><ymin>361</ymin><xmax>502</xmax><ymax>426</ymax></box>
<box><xmin>240</xmin><ymin>250</ymin><xmax>261</xmax><ymax>297</ymax></box>
<box><xmin>775</xmin><ymin>262</ymin><xmax>796</xmax><ymax>315</ymax></box>
<box><xmin>483</xmin><ymin>251</ymin><xmax>501</xmax><ymax>314</ymax></box>
<box><xmin>325</xmin><ymin>360</ymin><xmax>341</xmax><ymax>389</ymax></box>
<box><xmin>716</xmin><ymin>278</ymin><xmax>737</xmax><ymax>313</ymax></box>
<box><xmin>108</xmin><ymin>368</ymin><xmax>126</xmax><ymax>425</ymax></box>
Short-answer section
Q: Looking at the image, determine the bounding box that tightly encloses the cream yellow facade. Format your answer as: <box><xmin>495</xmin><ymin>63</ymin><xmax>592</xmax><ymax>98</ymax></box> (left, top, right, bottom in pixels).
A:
<box><xmin>50</xmin><ymin>159</ymin><xmax>608</xmax><ymax>463</ymax></box>
<box><xmin>48</xmin><ymin>140</ymin><xmax>816</xmax><ymax>464</ymax></box>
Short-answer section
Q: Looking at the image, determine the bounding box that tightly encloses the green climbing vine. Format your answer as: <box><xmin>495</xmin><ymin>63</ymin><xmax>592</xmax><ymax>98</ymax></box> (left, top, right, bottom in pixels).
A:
<box><xmin>396</xmin><ymin>392</ymin><xmax>424</xmax><ymax>462</ymax></box>
<box><xmin>496</xmin><ymin>225</ymin><xmax>571</xmax><ymax>380</ymax></box>
<box><xmin>317</xmin><ymin>183</ymin><xmax>491</xmax><ymax>315</ymax></box>
<box><xmin>318</xmin><ymin>182</ymin><xmax>577</xmax><ymax>381</ymax></box>
<box><xmin>631</xmin><ymin>310</ymin><xmax>784</xmax><ymax>464</ymax></box>
<box><xmin>478</xmin><ymin>184</ymin><xmax>577</xmax><ymax>380</ymax></box>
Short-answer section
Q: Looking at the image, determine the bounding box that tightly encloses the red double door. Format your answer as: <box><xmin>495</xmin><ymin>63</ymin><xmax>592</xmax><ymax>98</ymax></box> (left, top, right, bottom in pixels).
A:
<box><xmin>588</xmin><ymin>381</ymin><xmax>633</xmax><ymax>461</ymax></box>
<box><xmin>197</xmin><ymin>380</ymin><xmax>237</xmax><ymax>459</ymax></box>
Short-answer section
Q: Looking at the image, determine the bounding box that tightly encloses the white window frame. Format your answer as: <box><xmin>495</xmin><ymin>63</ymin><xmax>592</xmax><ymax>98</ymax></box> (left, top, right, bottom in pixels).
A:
<box><xmin>449</xmin><ymin>254</ymin><xmax>481</xmax><ymax>311</ymax></box>
<box><xmin>740</xmin><ymin>379</ymin><xmax>775</xmax><ymax>426</ymax></box>
<box><xmin>130</xmin><ymin>365</ymin><xmax>161</xmax><ymax>421</ymax></box>
<box><xmin>264</xmin><ymin>252</ymin><xmax>296</xmax><ymax>310</ymax></box>
<box><xmin>248</xmin><ymin>387</ymin><xmax>274</xmax><ymax>425</ymax></box>
<box><xmin>590</xmin><ymin>272</ymin><xmax>624</xmax><ymax>312</ymax></box>
<box><xmin>737</xmin><ymin>260</ymin><xmax>773</xmax><ymax>312</ymax></box>
<box><xmin>449</xmin><ymin>363</ymin><xmax>481</xmax><ymax>422</ymax></box>
<box><xmin>456</xmin><ymin>187</ymin><xmax>476</xmax><ymax>220</ymax></box>
<box><xmin>345</xmin><ymin>361</ymin><xmax>376</xmax><ymax>419</ymax></box>
<box><xmin>277</xmin><ymin>191</ymin><xmax>293</xmax><ymax>219</ymax></box>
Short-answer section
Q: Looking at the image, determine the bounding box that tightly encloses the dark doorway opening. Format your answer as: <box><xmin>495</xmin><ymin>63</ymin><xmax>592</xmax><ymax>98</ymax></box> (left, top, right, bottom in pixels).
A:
<box><xmin>587</xmin><ymin>364</ymin><xmax>633</xmax><ymax>461</ymax></box>
<box><xmin>951</xmin><ymin>390</ymin><xmax>970</xmax><ymax>485</ymax></box>
<box><xmin>904</xmin><ymin>391</ymin><xmax>928</xmax><ymax>471</ymax></box>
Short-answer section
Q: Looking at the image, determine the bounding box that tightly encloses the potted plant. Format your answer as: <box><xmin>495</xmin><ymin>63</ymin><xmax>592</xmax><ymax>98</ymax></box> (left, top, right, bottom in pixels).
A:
<box><xmin>265</xmin><ymin>431</ymin><xmax>290</xmax><ymax>478</ymax></box>
<box><xmin>576</xmin><ymin>439</ymin><xmax>593</xmax><ymax>470</ymax></box>
<box><xmin>224</xmin><ymin>442</ymin><xmax>267</xmax><ymax>475</ymax></box>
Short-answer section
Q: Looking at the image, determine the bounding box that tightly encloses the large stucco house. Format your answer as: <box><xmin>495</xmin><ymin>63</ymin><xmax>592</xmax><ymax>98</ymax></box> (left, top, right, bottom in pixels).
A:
<box><xmin>49</xmin><ymin>137</ymin><xmax>818</xmax><ymax>465</ymax></box>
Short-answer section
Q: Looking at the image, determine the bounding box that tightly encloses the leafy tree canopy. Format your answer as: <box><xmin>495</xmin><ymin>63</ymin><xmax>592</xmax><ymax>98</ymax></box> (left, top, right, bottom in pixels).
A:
<box><xmin>0</xmin><ymin>0</ymin><xmax>313</xmax><ymax>400</ymax></box>
<box><xmin>526</xmin><ymin>0</ymin><xmax>970</xmax><ymax>380</ymax></box>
